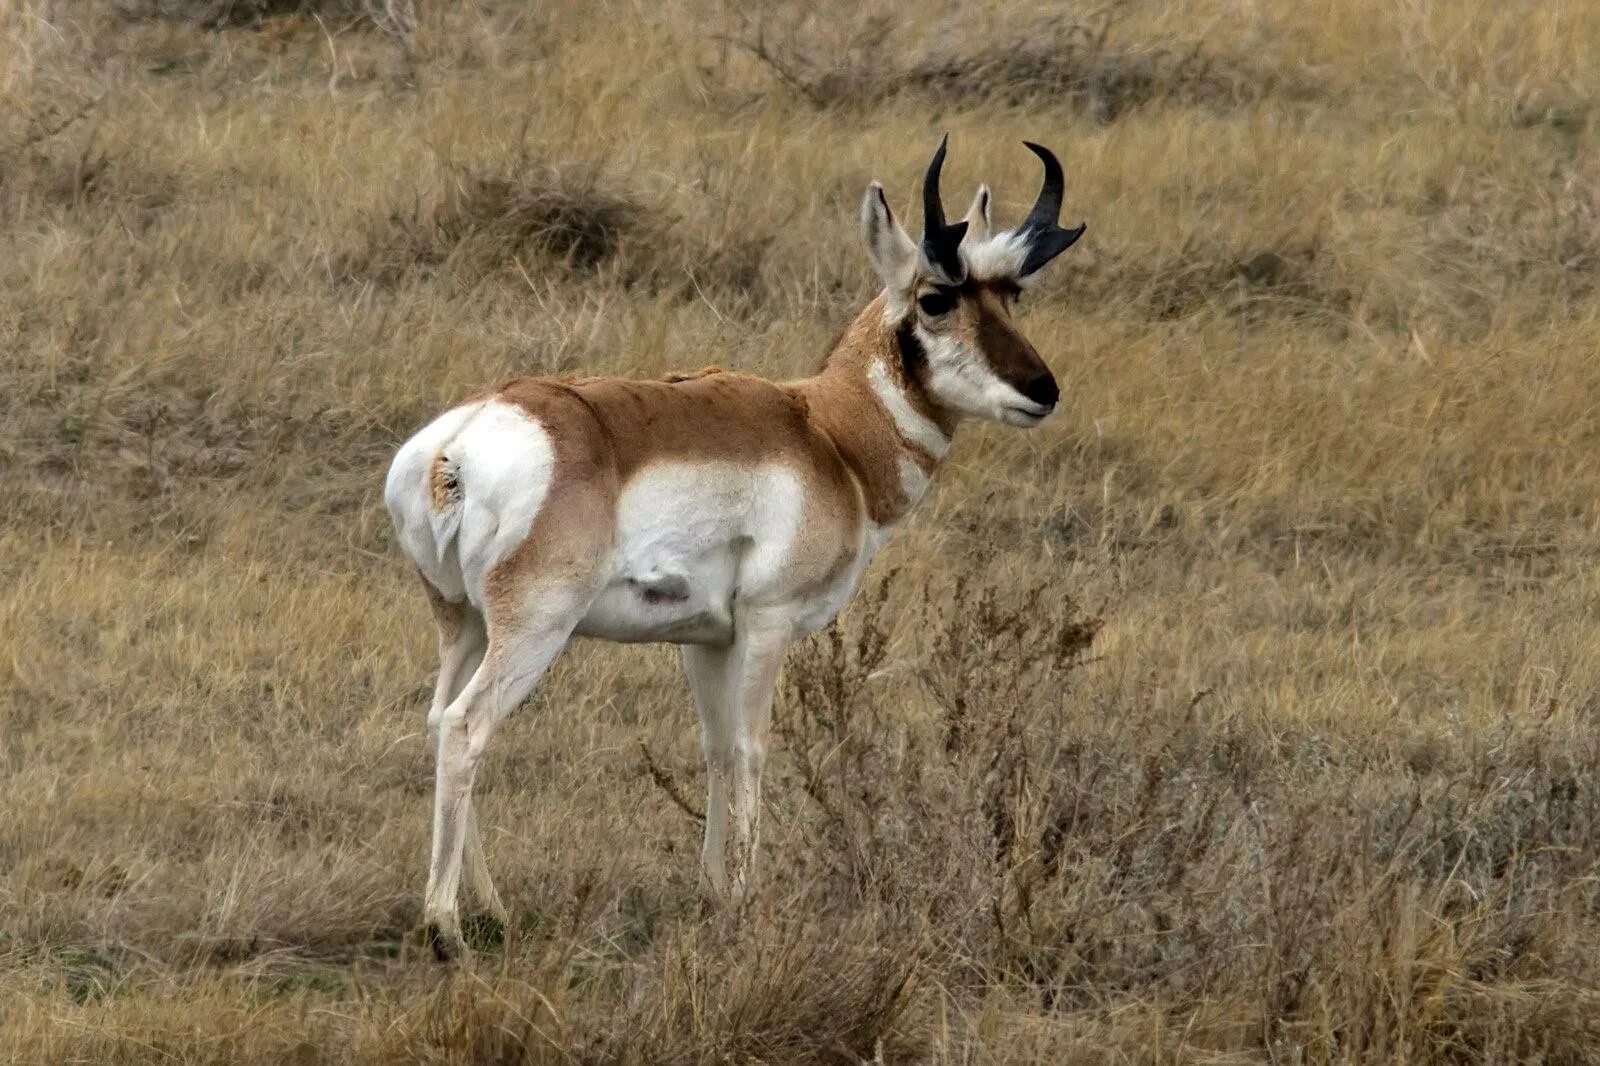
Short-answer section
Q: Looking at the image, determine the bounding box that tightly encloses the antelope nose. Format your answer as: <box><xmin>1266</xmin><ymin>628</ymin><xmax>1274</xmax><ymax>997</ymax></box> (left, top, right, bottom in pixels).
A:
<box><xmin>1022</xmin><ymin>372</ymin><xmax>1059</xmax><ymax>409</ymax></box>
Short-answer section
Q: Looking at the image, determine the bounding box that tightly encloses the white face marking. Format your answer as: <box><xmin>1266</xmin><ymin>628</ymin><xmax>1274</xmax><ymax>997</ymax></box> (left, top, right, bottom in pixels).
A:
<box><xmin>915</xmin><ymin>325</ymin><xmax>1050</xmax><ymax>427</ymax></box>
<box><xmin>867</xmin><ymin>358</ymin><xmax>950</xmax><ymax>459</ymax></box>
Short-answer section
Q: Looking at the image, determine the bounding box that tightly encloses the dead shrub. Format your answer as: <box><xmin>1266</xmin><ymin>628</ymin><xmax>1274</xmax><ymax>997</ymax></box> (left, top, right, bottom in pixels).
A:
<box><xmin>350</xmin><ymin>161</ymin><xmax>657</xmax><ymax>286</ymax></box>
<box><xmin>111</xmin><ymin>0</ymin><xmax>372</xmax><ymax>30</ymax></box>
<box><xmin>898</xmin><ymin>16</ymin><xmax>1288</xmax><ymax>122</ymax></box>
<box><xmin>0</xmin><ymin>145</ymin><xmax>178</xmax><ymax>228</ymax></box>
<box><xmin>1123</xmin><ymin>237</ymin><xmax>1350</xmax><ymax>322</ymax></box>
<box><xmin>723</xmin><ymin>14</ymin><xmax>1304</xmax><ymax>121</ymax></box>
<box><xmin>766</xmin><ymin>571</ymin><xmax>1600</xmax><ymax>1059</ymax></box>
<box><xmin>776</xmin><ymin>572</ymin><xmax>1103</xmax><ymax>920</ymax></box>
<box><xmin>345</xmin><ymin>157</ymin><xmax>797</xmax><ymax>312</ymax></box>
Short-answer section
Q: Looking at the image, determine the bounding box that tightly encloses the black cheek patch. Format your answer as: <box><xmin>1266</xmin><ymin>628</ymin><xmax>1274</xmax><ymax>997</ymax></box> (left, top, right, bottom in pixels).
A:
<box><xmin>895</xmin><ymin>319</ymin><xmax>929</xmax><ymax>383</ymax></box>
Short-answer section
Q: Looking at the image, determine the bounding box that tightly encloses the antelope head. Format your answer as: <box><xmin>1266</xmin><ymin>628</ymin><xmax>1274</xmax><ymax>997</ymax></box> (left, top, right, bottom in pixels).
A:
<box><xmin>860</xmin><ymin>136</ymin><xmax>1086</xmax><ymax>427</ymax></box>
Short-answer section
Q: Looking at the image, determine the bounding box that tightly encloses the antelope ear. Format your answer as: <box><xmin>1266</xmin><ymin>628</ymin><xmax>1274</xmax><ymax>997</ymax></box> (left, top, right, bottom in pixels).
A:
<box><xmin>960</xmin><ymin>184</ymin><xmax>992</xmax><ymax>246</ymax></box>
<box><xmin>860</xmin><ymin>182</ymin><xmax>918</xmax><ymax>312</ymax></box>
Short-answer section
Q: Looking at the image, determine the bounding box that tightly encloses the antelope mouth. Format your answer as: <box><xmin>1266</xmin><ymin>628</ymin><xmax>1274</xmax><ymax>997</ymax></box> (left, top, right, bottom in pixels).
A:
<box><xmin>1002</xmin><ymin>403</ymin><xmax>1053</xmax><ymax>427</ymax></box>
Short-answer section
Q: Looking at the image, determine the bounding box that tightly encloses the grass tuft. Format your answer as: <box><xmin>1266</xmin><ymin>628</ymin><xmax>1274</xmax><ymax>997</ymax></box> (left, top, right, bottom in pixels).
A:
<box><xmin>5</xmin><ymin>0</ymin><xmax>1600</xmax><ymax>1061</ymax></box>
<box><xmin>351</xmin><ymin>160</ymin><xmax>655</xmax><ymax>286</ymax></box>
<box><xmin>725</xmin><ymin>13</ymin><xmax>1303</xmax><ymax>120</ymax></box>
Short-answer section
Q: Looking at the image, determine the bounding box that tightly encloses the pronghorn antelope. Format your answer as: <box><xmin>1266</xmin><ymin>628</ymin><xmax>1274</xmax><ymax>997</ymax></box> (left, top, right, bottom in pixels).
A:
<box><xmin>385</xmin><ymin>137</ymin><xmax>1085</xmax><ymax>959</ymax></box>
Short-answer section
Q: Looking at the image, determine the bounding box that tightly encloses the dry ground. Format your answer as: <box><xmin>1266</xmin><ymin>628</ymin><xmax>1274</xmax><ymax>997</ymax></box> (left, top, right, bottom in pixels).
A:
<box><xmin>3</xmin><ymin>0</ymin><xmax>1600</xmax><ymax>1061</ymax></box>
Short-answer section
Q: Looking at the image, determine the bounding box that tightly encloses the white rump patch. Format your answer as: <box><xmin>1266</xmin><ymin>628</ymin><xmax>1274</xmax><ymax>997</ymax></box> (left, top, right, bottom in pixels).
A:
<box><xmin>386</xmin><ymin>401</ymin><xmax>556</xmax><ymax>608</ymax></box>
<box><xmin>868</xmin><ymin>358</ymin><xmax>950</xmax><ymax>460</ymax></box>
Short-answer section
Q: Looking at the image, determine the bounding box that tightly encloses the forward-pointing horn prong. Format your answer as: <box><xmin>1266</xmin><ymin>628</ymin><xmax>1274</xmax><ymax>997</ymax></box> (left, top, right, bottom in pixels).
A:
<box><xmin>1017</xmin><ymin>141</ymin><xmax>1086</xmax><ymax>278</ymax></box>
<box><xmin>921</xmin><ymin>134</ymin><xmax>968</xmax><ymax>285</ymax></box>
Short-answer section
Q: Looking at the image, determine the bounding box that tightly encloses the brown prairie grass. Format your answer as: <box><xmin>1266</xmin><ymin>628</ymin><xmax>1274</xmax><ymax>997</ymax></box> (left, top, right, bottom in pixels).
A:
<box><xmin>3</xmin><ymin>0</ymin><xmax>1600</xmax><ymax>1061</ymax></box>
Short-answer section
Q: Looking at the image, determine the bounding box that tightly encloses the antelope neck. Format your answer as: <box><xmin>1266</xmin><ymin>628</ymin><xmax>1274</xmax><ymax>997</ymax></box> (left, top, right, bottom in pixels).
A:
<box><xmin>800</xmin><ymin>297</ymin><xmax>956</xmax><ymax>528</ymax></box>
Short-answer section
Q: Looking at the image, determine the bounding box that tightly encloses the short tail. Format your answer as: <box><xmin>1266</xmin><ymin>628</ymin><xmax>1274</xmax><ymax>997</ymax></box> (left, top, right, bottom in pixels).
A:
<box><xmin>426</xmin><ymin>452</ymin><xmax>464</xmax><ymax>570</ymax></box>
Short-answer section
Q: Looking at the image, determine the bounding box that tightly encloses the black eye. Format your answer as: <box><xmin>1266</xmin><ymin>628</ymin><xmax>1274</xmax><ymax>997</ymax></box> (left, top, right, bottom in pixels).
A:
<box><xmin>918</xmin><ymin>290</ymin><xmax>957</xmax><ymax>317</ymax></box>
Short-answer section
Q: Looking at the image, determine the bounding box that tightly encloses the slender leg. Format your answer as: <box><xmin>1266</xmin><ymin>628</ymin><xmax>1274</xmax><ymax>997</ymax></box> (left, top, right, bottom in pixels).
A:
<box><xmin>422</xmin><ymin>596</ymin><xmax>504</xmax><ymax>923</ymax></box>
<box><xmin>683</xmin><ymin>644</ymin><xmax>735</xmax><ymax>898</ymax></box>
<box><xmin>423</xmin><ymin>602</ymin><xmax>580</xmax><ymax>961</ymax></box>
<box><xmin>460</xmin><ymin>800</ymin><xmax>507</xmax><ymax>926</ymax></box>
<box><xmin>424</xmin><ymin>593</ymin><xmax>486</xmax><ymax>744</ymax></box>
<box><xmin>725</xmin><ymin>628</ymin><xmax>788</xmax><ymax>901</ymax></box>
<box><xmin>684</xmin><ymin>620</ymin><xmax>790</xmax><ymax>905</ymax></box>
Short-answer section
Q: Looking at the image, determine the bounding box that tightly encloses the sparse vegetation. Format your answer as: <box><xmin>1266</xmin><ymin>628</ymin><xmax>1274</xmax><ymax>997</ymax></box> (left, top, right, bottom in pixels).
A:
<box><xmin>112</xmin><ymin>0</ymin><xmax>393</xmax><ymax>31</ymax></box>
<box><xmin>722</xmin><ymin>12</ymin><xmax>1301</xmax><ymax>120</ymax></box>
<box><xmin>349</xmin><ymin>158</ymin><xmax>657</xmax><ymax>285</ymax></box>
<box><xmin>3</xmin><ymin>0</ymin><xmax>1600</xmax><ymax>1061</ymax></box>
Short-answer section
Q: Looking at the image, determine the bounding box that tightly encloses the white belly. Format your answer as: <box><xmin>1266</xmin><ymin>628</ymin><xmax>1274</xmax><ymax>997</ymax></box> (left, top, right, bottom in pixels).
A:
<box><xmin>575</xmin><ymin>551</ymin><xmax>739</xmax><ymax>644</ymax></box>
<box><xmin>574</xmin><ymin>461</ymin><xmax>807</xmax><ymax>646</ymax></box>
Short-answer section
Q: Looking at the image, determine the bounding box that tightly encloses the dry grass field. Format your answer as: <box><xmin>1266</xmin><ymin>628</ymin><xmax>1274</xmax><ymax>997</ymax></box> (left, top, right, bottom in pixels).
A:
<box><xmin>3</xmin><ymin>0</ymin><xmax>1600</xmax><ymax>1060</ymax></box>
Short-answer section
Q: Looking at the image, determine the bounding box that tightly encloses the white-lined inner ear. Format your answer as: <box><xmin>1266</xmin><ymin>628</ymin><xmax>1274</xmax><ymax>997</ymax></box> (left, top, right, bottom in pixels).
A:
<box><xmin>960</xmin><ymin>184</ymin><xmax>992</xmax><ymax>246</ymax></box>
<box><xmin>860</xmin><ymin>182</ymin><xmax>919</xmax><ymax>314</ymax></box>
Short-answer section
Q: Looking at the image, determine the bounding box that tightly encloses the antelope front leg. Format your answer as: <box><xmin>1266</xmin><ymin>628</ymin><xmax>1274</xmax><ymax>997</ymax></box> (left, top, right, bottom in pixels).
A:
<box><xmin>683</xmin><ymin>645</ymin><xmax>735</xmax><ymax>899</ymax></box>
<box><xmin>460</xmin><ymin>804</ymin><xmax>508</xmax><ymax>928</ymax></box>
<box><xmin>725</xmin><ymin>627</ymin><xmax>788</xmax><ymax>903</ymax></box>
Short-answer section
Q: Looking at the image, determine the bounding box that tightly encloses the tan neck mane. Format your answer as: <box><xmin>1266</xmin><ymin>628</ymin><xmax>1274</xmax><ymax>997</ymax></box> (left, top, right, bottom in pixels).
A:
<box><xmin>796</xmin><ymin>295</ymin><xmax>955</xmax><ymax>528</ymax></box>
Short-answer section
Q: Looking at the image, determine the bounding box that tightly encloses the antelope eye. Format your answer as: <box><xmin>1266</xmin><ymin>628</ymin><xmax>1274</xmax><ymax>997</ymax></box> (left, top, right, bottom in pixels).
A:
<box><xmin>917</xmin><ymin>290</ymin><xmax>957</xmax><ymax>317</ymax></box>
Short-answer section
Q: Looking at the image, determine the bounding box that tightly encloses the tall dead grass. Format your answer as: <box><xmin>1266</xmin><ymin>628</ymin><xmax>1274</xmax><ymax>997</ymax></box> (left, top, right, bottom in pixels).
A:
<box><xmin>3</xmin><ymin>0</ymin><xmax>1600</xmax><ymax>1061</ymax></box>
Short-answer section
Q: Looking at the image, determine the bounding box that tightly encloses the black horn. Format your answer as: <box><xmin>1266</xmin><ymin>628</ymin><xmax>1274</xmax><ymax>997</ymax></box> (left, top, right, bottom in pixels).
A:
<box><xmin>1016</xmin><ymin>141</ymin><xmax>1086</xmax><ymax>278</ymax></box>
<box><xmin>921</xmin><ymin>134</ymin><xmax>968</xmax><ymax>284</ymax></box>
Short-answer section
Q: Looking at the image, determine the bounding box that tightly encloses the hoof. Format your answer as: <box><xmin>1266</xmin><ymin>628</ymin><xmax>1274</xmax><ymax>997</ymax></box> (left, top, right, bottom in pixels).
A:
<box><xmin>697</xmin><ymin>876</ymin><xmax>728</xmax><ymax>915</ymax></box>
<box><xmin>424</xmin><ymin>920</ymin><xmax>466</xmax><ymax>963</ymax></box>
